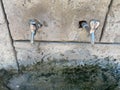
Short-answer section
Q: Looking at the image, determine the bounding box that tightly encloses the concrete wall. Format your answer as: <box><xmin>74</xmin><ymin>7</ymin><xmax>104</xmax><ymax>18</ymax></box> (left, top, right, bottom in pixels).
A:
<box><xmin>0</xmin><ymin>0</ymin><xmax>120</xmax><ymax>70</ymax></box>
<box><xmin>0</xmin><ymin>0</ymin><xmax>17</xmax><ymax>69</ymax></box>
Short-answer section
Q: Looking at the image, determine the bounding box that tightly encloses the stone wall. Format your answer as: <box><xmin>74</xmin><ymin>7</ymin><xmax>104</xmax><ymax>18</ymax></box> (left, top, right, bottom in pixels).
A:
<box><xmin>0</xmin><ymin>0</ymin><xmax>120</xmax><ymax>70</ymax></box>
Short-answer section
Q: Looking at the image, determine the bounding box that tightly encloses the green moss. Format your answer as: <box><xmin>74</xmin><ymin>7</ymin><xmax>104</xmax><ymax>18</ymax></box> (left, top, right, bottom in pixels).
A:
<box><xmin>59</xmin><ymin>64</ymin><xmax>118</xmax><ymax>90</ymax></box>
<box><xmin>61</xmin><ymin>65</ymin><xmax>100</xmax><ymax>83</ymax></box>
<box><xmin>0</xmin><ymin>58</ymin><xmax>120</xmax><ymax>90</ymax></box>
<box><xmin>0</xmin><ymin>69</ymin><xmax>16</xmax><ymax>90</ymax></box>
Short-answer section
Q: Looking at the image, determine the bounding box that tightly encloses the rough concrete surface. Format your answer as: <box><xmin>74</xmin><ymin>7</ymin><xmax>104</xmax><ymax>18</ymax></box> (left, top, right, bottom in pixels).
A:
<box><xmin>0</xmin><ymin>0</ymin><xmax>119</xmax><ymax>70</ymax></box>
<box><xmin>0</xmin><ymin>0</ymin><xmax>5</xmax><ymax>24</ymax></box>
<box><xmin>0</xmin><ymin>24</ymin><xmax>17</xmax><ymax>69</ymax></box>
<box><xmin>0</xmin><ymin>1</ymin><xmax>17</xmax><ymax>69</ymax></box>
<box><xmin>0</xmin><ymin>0</ymin><xmax>120</xmax><ymax>90</ymax></box>
<box><xmin>3</xmin><ymin>0</ymin><xmax>110</xmax><ymax>42</ymax></box>
<box><xmin>14</xmin><ymin>42</ymin><xmax>120</xmax><ymax>66</ymax></box>
<box><xmin>101</xmin><ymin>0</ymin><xmax>120</xmax><ymax>42</ymax></box>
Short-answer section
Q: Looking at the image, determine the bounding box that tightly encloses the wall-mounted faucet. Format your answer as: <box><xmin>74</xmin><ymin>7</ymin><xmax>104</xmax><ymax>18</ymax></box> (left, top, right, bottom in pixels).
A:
<box><xmin>90</xmin><ymin>19</ymin><xmax>100</xmax><ymax>44</ymax></box>
<box><xmin>79</xmin><ymin>19</ymin><xmax>100</xmax><ymax>45</ymax></box>
<box><xmin>29</xmin><ymin>19</ymin><xmax>42</xmax><ymax>44</ymax></box>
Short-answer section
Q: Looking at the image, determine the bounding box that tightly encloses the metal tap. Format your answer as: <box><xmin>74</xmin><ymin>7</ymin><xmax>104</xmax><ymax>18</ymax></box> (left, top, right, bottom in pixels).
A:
<box><xmin>90</xmin><ymin>19</ymin><xmax>100</xmax><ymax>45</ymax></box>
<box><xmin>79</xmin><ymin>19</ymin><xmax>100</xmax><ymax>45</ymax></box>
<box><xmin>29</xmin><ymin>19</ymin><xmax>42</xmax><ymax>44</ymax></box>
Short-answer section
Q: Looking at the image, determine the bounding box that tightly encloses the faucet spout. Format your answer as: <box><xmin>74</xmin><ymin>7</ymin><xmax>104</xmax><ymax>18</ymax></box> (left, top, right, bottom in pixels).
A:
<box><xmin>91</xmin><ymin>32</ymin><xmax>95</xmax><ymax>45</ymax></box>
<box><xmin>31</xmin><ymin>31</ymin><xmax>35</xmax><ymax>44</ymax></box>
<box><xmin>29</xmin><ymin>19</ymin><xmax>42</xmax><ymax>44</ymax></box>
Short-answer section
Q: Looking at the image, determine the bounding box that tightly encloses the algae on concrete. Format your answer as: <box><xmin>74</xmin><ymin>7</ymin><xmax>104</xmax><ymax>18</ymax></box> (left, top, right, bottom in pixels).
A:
<box><xmin>0</xmin><ymin>58</ymin><xmax>120</xmax><ymax>90</ymax></box>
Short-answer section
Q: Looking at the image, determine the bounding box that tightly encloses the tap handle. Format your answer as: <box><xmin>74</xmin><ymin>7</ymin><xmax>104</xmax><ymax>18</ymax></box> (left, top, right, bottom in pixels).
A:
<box><xmin>29</xmin><ymin>19</ymin><xmax>42</xmax><ymax>32</ymax></box>
<box><xmin>90</xmin><ymin>19</ymin><xmax>100</xmax><ymax>33</ymax></box>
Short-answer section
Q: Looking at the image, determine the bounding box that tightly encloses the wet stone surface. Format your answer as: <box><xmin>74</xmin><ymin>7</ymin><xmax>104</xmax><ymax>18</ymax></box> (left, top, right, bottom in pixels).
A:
<box><xmin>0</xmin><ymin>57</ymin><xmax>120</xmax><ymax>90</ymax></box>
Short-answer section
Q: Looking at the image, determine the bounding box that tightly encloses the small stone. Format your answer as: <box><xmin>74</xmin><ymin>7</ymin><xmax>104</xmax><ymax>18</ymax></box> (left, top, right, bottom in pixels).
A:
<box><xmin>16</xmin><ymin>85</ymin><xmax>20</xmax><ymax>88</ymax></box>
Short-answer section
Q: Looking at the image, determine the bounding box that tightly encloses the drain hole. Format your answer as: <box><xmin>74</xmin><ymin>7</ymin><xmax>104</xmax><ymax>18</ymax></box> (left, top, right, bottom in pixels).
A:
<box><xmin>79</xmin><ymin>20</ymin><xmax>87</xmax><ymax>28</ymax></box>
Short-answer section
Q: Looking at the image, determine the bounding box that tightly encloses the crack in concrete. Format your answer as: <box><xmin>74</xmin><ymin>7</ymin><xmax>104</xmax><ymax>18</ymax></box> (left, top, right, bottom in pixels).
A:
<box><xmin>99</xmin><ymin>0</ymin><xmax>113</xmax><ymax>41</ymax></box>
<box><xmin>0</xmin><ymin>0</ymin><xmax>21</xmax><ymax>73</ymax></box>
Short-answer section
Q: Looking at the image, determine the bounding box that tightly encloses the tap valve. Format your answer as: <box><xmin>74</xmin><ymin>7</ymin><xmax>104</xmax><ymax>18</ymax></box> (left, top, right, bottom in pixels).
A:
<box><xmin>29</xmin><ymin>19</ymin><xmax>42</xmax><ymax>44</ymax></box>
<box><xmin>90</xmin><ymin>19</ymin><xmax>100</xmax><ymax>45</ymax></box>
<box><xmin>79</xmin><ymin>19</ymin><xmax>100</xmax><ymax>45</ymax></box>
